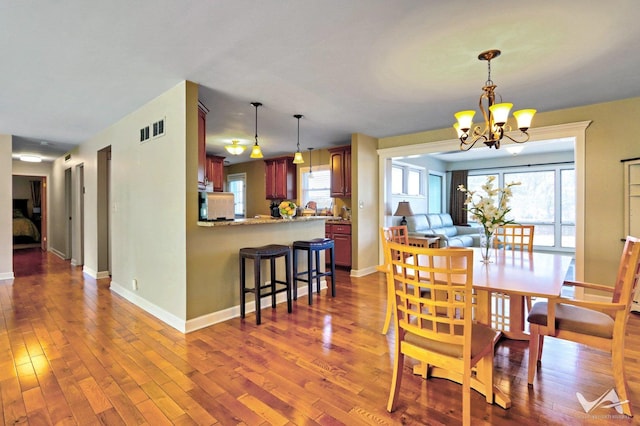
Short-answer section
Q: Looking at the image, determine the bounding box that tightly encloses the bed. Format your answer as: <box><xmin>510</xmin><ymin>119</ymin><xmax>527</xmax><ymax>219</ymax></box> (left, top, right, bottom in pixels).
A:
<box><xmin>13</xmin><ymin>199</ymin><xmax>40</xmax><ymax>243</ymax></box>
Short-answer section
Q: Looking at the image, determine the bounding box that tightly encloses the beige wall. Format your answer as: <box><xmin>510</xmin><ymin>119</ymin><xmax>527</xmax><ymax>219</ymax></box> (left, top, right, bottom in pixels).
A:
<box><xmin>351</xmin><ymin>133</ymin><xmax>379</xmax><ymax>275</ymax></box>
<box><xmin>379</xmin><ymin>96</ymin><xmax>640</xmax><ymax>286</ymax></box>
<box><xmin>50</xmin><ymin>81</ymin><xmax>192</xmax><ymax>321</ymax></box>
<box><xmin>0</xmin><ymin>135</ymin><xmax>12</xmax><ymax>279</ymax></box>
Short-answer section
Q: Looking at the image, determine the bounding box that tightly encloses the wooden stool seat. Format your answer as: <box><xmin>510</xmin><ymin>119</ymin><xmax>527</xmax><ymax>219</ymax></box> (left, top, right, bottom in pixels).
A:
<box><xmin>239</xmin><ymin>244</ymin><xmax>292</xmax><ymax>325</ymax></box>
<box><xmin>292</xmin><ymin>238</ymin><xmax>336</xmax><ymax>305</ymax></box>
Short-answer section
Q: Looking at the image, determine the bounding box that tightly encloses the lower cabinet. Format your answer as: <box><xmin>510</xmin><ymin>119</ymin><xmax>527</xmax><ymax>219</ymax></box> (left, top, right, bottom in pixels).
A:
<box><xmin>326</xmin><ymin>222</ymin><xmax>352</xmax><ymax>267</ymax></box>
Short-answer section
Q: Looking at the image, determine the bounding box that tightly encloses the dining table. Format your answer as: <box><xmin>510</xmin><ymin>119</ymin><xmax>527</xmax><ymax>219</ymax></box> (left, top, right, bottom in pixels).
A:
<box><xmin>399</xmin><ymin>246</ymin><xmax>574</xmax><ymax>409</ymax></box>
<box><xmin>471</xmin><ymin>247</ymin><xmax>574</xmax><ymax>340</ymax></box>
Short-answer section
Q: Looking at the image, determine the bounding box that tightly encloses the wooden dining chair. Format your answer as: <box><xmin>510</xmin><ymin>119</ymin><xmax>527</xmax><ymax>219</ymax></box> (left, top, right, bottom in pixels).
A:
<box><xmin>527</xmin><ymin>236</ymin><xmax>640</xmax><ymax>417</ymax></box>
<box><xmin>379</xmin><ymin>226</ymin><xmax>410</xmax><ymax>334</ymax></box>
<box><xmin>383</xmin><ymin>240</ymin><xmax>500</xmax><ymax>426</ymax></box>
<box><xmin>493</xmin><ymin>225</ymin><xmax>536</xmax><ymax>313</ymax></box>
<box><xmin>493</xmin><ymin>224</ymin><xmax>535</xmax><ymax>252</ymax></box>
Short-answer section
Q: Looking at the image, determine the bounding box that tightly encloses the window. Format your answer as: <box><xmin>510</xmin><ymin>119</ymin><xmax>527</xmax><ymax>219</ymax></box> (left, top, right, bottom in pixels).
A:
<box><xmin>466</xmin><ymin>165</ymin><xmax>575</xmax><ymax>251</ymax></box>
<box><xmin>427</xmin><ymin>172</ymin><xmax>444</xmax><ymax>213</ymax></box>
<box><xmin>227</xmin><ymin>173</ymin><xmax>246</xmax><ymax>218</ymax></box>
<box><xmin>301</xmin><ymin>165</ymin><xmax>332</xmax><ymax>211</ymax></box>
<box><xmin>392</xmin><ymin>162</ymin><xmax>424</xmax><ymax>196</ymax></box>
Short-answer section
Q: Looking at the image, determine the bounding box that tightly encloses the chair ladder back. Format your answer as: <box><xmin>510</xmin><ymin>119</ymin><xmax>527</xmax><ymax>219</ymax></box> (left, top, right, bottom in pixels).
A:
<box><xmin>494</xmin><ymin>225</ymin><xmax>534</xmax><ymax>252</ymax></box>
<box><xmin>611</xmin><ymin>236</ymin><xmax>640</xmax><ymax>306</ymax></box>
<box><xmin>385</xmin><ymin>241</ymin><xmax>474</xmax><ymax>348</ymax></box>
<box><xmin>381</xmin><ymin>226</ymin><xmax>409</xmax><ymax>261</ymax></box>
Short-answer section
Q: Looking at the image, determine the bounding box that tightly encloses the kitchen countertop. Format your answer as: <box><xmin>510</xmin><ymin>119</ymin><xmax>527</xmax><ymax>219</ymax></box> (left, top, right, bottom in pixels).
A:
<box><xmin>198</xmin><ymin>216</ymin><xmax>332</xmax><ymax>227</ymax></box>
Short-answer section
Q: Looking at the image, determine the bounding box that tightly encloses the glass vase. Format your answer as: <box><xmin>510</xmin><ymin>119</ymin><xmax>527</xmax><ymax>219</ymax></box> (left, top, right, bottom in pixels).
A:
<box><xmin>480</xmin><ymin>233</ymin><xmax>494</xmax><ymax>264</ymax></box>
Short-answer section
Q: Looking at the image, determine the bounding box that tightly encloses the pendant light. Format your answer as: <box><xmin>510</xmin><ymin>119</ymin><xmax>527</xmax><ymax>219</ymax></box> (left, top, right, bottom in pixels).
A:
<box><xmin>308</xmin><ymin>147</ymin><xmax>314</xmax><ymax>178</ymax></box>
<box><xmin>250</xmin><ymin>102</ymin><xmax>263</xmax><ymax>159</ymax></box>
<box><xmin>292</xmin><ymin>114</ymin><xmax>304</xmax><ymax>164</ymax></box>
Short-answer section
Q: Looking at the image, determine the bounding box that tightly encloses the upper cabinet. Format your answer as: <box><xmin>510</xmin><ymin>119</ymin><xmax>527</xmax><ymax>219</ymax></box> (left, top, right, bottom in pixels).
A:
<box><xmin>265</xmin><ymin>156</ymin><xmax>297</xmax><ymax>200</ymax></box>
<box><xmin>206</xmin><ymin>155</ymin><xmax>225</xmax><ymax>192</ymax></box>
<box><xmin>329</xmin><ymin>145</ymin><xmax>351</xmax><ymax>198</ymax></box>
<box><xmin>197</xmin><ymin>102</ymin><xmax>208</xmax><ymax>190</ymax></box>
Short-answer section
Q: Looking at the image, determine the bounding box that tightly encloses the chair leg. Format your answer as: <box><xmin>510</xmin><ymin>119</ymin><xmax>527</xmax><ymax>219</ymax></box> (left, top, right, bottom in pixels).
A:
<box><xmin>612</xmin><ymin>344</ymin><xmax>633</xmax><ymax>416</ymax></box>
<box><xmin>253</xmin><ymin>258</ymin><xmax>261</xmax><ymax>325</ymax></box>
<box><xmin>462</xmin><ymin>371</ymin><xmax>471</xmax><ymax>426</ymax></box>
<box><xmin>386</xmin><ymin>340</ymin><xmax>404</xmax><ymax>412</ymax></box>
<box><xmin>329</xmin><ymin>247</ymin><xmax>336</xmax><ymax>297</ymax></box>
<box><xmin>270</xmin><ymin>258</ymin><xmax>277</xmax><ymax>309</ymax></box>
<box><xmin>285</xmin><ymin>252</ymin><xmax>292</xmax><ymax>314</ymax></box>
<box><xmin>292</xmin><ymin>247</ymin><xmax>299</xmax><ymax>301</ymax></box>
<box><xmin>315</xmin><ymin>249</ymin><xmax>322</xmax><ymax>294</ymax></box>
<box><xmin>307</xmin><ymin>249</ymin><xmax>314</xmax><ymax>305</ymax></box>
<box><xmin>239</xmin><ymin>257</ymin><xmax>246</xmax><ymax>318</ymax></box>
<box><xmin>528</xmin><ymin>325</ymin><xmax>542</xmax><ymax>385</ymax></box>
<box><xmin>381</xmin><ymin>268</ymin><xmax>393</xmax><ymax>334</ymax></box>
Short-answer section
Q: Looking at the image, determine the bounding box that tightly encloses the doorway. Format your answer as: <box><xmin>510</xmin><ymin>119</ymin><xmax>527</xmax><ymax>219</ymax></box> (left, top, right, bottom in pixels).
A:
<box><xmin>97</xmin><ymin>146</ymin><xmax>111</xmax><ymax>278</ymax></box>
<box><xmin>227</xmin><ymin>173</ymin><xmax>247</xmax><ymax>218</ymax></box>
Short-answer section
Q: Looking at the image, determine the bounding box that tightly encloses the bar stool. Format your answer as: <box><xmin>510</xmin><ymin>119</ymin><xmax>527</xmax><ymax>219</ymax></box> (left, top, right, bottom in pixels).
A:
<box><xmin>292</xmin><ymin>238</ymin><xmax>336</xmax><ymax>305</ymax></box>
<box><xmin>239</xmin><ymin>244</ymin><xmax>292</xmax><ymax>325</ymax></box>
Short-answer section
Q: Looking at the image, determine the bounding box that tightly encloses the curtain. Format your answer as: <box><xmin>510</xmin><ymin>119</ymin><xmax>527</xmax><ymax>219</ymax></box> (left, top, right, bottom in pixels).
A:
<box><xmin>449</xmin><ymin>170</ymin><xmax>468</xmax><ymax>225</ymax></box>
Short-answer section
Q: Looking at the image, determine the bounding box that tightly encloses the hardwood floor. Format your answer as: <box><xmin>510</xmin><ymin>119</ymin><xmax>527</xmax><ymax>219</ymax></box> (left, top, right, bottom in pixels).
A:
<box><xmin>2</xmin><ymin>248</ymin><xmax>638</xmax><ymax>425</ymax></box>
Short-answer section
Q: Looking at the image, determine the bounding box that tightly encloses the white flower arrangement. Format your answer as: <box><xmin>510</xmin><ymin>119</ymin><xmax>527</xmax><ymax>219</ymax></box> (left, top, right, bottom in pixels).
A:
<box><xmin>457</xmin><ymin>175</ymin><xmax>520</xmax><ymax>238</ymax></box>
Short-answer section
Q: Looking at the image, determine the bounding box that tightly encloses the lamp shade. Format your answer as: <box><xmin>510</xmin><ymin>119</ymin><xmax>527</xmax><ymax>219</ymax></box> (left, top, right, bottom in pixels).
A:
<box><xmin>225</xmin><ymin>140</ymin><xmax>246</xmax><ymax>155</ymax></box>
<box><xmin>454</xmin><ymin>110</ymin><xmax>475</xmax><ymax>131</ymax></box>
<box><xmin>393</xmin><ymin>201</ymin><xmax>414</xmax><ymax>218</ymax></box>
<box><xmin>489</xmin><ymin>102</ymin><xmax>512</xmax><ymax>126</ymax></box>
<box><xmin>513</xmin><ymin>109</ymin><xmax>536</xmax><ymax>131</ymax></box>
<box><xmin>250</xmin><ymin>143</ymin><xmax>263</xmax><ymax>159</ymax></box>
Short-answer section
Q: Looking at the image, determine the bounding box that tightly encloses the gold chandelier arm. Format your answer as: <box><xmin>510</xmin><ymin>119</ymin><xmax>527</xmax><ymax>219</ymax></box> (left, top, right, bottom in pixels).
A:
<box><xmin>502</xmin><ymin>131</ymin><xmax>531</xmax><ymax>144</ymax></box>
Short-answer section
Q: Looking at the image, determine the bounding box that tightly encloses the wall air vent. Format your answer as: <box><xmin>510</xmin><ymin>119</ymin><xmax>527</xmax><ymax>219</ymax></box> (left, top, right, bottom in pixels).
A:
<box><xmin>152</xmin><ymin>118</ymin><xmax>165</xmax><ymax>138</ymax></box>
<box><xmin>140</xmin><ymin>126</ymin><xmax>150</xmax><ymax>143</ymax></box>
<box><xmin>64</xmin><ymin>153</ymin><xmax>71</xmax><ymax>162</ymax></box>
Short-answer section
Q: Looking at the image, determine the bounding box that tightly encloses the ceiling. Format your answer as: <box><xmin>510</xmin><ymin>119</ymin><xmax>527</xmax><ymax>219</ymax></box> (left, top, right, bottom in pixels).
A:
<box><xmin>5</xmin><ymin>1</ymin><xmax>640</xmax><ymax>164</ymax></box>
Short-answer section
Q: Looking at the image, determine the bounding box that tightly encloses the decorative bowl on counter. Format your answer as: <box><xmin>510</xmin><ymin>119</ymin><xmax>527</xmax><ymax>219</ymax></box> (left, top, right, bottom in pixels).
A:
<box><xmin>279</xmin><ymin>200</ymin><xmax>297</xmax><ymax>219</ymax></box>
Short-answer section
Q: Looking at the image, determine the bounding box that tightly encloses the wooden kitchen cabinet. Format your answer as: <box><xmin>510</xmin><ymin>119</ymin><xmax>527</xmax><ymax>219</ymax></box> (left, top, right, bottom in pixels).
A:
<box><xmin>197</xmin><ymin>102</ymin><xmax>208</xmax><ymax>190</ymax></box>
<box><xmin>328</xmin><ymin>145</ymin><xmax>351</xmax><ymax>198</ymax></box>
<box><xmin>265</xmin><ymin>156</ymin><xmax>297</xmax><ymax>200</ymax></box>
<box><xmin>326</xmin><ymin>222</ymin><xmax>351</xmax><ymax>267</ymax></box>
<box><xmin>206</xmin><ymin>155</ymin><xmax>225</xmax><ymax>192</ymax></box>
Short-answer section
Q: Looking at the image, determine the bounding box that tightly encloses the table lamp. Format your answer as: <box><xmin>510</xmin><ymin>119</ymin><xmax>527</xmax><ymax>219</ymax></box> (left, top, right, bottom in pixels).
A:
<box><xmin>394</xmin><ymin>201</ymin><xmax>414</xmax><ymax>226</ymax></box>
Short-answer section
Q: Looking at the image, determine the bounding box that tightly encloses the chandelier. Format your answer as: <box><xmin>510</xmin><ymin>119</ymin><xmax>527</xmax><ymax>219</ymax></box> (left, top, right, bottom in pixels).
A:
<box><xmin>224</xmin><ymin>140</ymin><xmax>246</xmax><ymax>155</ymax></box>
<box><xmin>250</xmin><ymin>102</ymin><xmax>264</xmax><ymax>159</ymax></box>
<box><xmin>454</xmin><ymin>49</ymin><xmax>536</xmax><ymax>150</ymax></box>
<box><xmin>292</xmin><ymin>114</ymin><xmax>304</xmax><ymax>164</ymax></box>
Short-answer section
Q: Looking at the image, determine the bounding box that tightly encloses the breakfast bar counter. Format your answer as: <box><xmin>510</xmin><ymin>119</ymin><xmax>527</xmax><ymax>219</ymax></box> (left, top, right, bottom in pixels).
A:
<box><xmin>197</xmin><ymin>216</ymin><xmax>329</xmax><ymax>227</ymax></box>
<box><xmin>188</xmin><ymin>215</ymin><xmax>331</xmax><ymax>329</ymax></box>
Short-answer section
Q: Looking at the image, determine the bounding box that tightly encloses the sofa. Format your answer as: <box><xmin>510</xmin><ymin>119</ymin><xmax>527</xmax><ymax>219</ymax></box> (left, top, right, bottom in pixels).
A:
<box><xmin>406</xmin><ymin>213</ymin><xmax>481</xmax><ymax>247</ymax></box>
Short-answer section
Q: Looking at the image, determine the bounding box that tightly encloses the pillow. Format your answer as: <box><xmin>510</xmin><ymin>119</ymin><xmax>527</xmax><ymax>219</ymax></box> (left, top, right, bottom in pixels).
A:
<box><xmin>13</xmin><ymin>209</ymin><xmax>24</xmax><ymax>218</ymax></box>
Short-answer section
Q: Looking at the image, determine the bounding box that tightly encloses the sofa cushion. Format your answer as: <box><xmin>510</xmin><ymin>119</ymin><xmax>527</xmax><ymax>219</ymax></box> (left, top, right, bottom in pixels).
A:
<box><xmin>406</xmin><ymin>215</ymin><xmax>431</xmax><ymax>233</ymax></box>
<box><xmin>406</xmin><ymin>213</ymin><xmax>477</xmax><ymax>247</ymax></box>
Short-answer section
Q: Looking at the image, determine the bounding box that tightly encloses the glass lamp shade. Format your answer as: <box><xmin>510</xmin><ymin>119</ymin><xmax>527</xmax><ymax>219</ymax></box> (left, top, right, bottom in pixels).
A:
<box><xmin>225</xmin><ymin>140</ymin><xmax>246</xmax><ymax>155</ymax></box>
<box><xmin>293</xmin><ymin>151</ymin><xmax>304</xmax><ymax>164</ymax></box>
<box><xmin>454</xmin><ymin>110</ymin><xmax>475</xmax><ymax>132</ymax></box>
<box><xmin>453</xmin><ymin>122</ymin><xmax>465</xmax><ymax>138</ymax></box>
<box><xmin>513</xmin><ymin>109</ymin><xmax>537</xmax><ymax>131</ymax></box>
<box><xmin>488</xmin><ymin>103</ymin><xmax>513</xmax><ymax>126</ymax></box>
<box><xmin>250</xmin><ymin>143</ymin><xmax>263</xmax><ymax>159</ymax></box>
